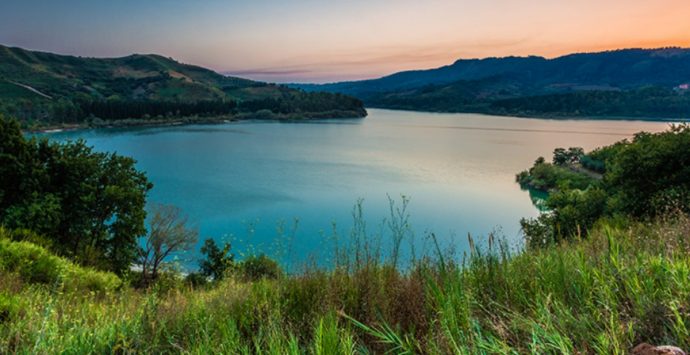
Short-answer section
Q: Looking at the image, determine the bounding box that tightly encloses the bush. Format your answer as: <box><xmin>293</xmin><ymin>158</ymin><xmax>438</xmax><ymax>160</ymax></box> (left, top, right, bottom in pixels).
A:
<box><xmin>580</xmin><ymin>155</ymin><xmax>605</xmax><ymax>173</ymax></box>
<box><xmin>199</xmin><ymin>238</ymin><xmax>234</xmax><ymax>281</ymax></box>
<box><xmin>63</xmin><ymin>265</ymin><xmax>122</xmax><ymax>293</ymax></box>
<box><xmin>150</xmin><ymin>270</ymin><xmax>186</xmax><ymax>293</ymax></box>
<box><xmin>5</xmin><ymin>228</ymin><xmax>54</xmax><ymax>250</ymax></box>
<box><xmin>0</xmin><ymin>237</ymin><xmax>63</xmax><ymax>284</ymax></box>
<box><xmin>519</xmin><ymin>125</ymin><xmax>690</xmax><ymax>246</ymax></box>
<box><xmin>0</xmin><ymin>293</ymin><xmax>20</xmax><ymax>323</ymax></box>
<box><xmin>185</xmin><ymin>272</ymin><xmax>209</xmax><ymax>287</ymax></box>
<box><xmin>238</xmin><ymin>254</ymin><xmax>282</xmax><ymax>281</ymax></box>
<box><xmin>0</xmin><ymin>230</ymin><xmax>121</xmax><ymax>292</ymax></box>
<box><xmin>517</xmin><ymin>161</ymin><xmax>596</xmax><ymax>192</ymax></box>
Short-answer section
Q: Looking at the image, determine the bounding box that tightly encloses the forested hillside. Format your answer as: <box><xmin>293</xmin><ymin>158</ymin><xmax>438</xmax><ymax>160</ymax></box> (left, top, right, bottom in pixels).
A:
<box><xmin>295</xmin><ymin>48</ymin><xmax>690</xmax><ymax>119</ymax></box>
<box><xmin>0</xmin><ymin>45</ymin><xmax>366</xmax><ymax>127</ymax></box>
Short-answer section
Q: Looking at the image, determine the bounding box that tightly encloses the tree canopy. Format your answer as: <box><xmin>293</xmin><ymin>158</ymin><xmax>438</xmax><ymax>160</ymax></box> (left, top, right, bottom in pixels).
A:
<box><xmin>0</xmin><ymin>114</ymin><xmax>152</xmax><ymax>274</ymax></box>
<box><xmin>519</xmin><ymin>125</ymin><xmax>690</xmax><ymax>247</ymax></box>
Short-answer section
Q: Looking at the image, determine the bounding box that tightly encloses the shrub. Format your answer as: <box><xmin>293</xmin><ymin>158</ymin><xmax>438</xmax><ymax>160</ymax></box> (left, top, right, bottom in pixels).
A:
<box><xmin>0</xmin><ymin>231</ymin><xmax>121</xmax><ymax>292</ymax></box>
<box><xmin>238</xmin><ymin>254</ymin><xmax>282</xmax><ymax>281</ymax></box>
<box><xmin>63</xmin><ymin>265</ymin><xmax>122</xmax><ymax>293</ymax></box>
<box><xmin>0</xmin><ymin>237</ymin><xmax>63</xmax><ymax>284</ymax></box>
<box><xmin>185</xmin><ymin>272</ymin><xmax>209</xmax><ymax>287</ymax></box>
<box><xmin>0</xmin><ymin>293</ymin><xmax>20</xmax><ymax>323</ymax></box>
<box><xmin>199</xmin><ymin>238</ymin><xmax>234</xmax><ymax>281</ymax></box>
<box><xmin>5</xmin><ymin>228</ymin><xmax>54</xmax><ymax>250</ymax></box>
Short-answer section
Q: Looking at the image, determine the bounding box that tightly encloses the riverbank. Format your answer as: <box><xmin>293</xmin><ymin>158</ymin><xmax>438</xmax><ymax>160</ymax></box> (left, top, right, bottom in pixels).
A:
<box><xmin>25</xmin><ymin>109</ymin><xmax>368</xmax><ymax>133</ymax></box>
<box><xmin>25</xmin><ymin>116</ymin><xmax>237</xmax><ymax>134</ymax></box>
<box><xmin>367</xmin><ymin>105</ymin><xmax>689</xmax><ymax>122</ymax></box>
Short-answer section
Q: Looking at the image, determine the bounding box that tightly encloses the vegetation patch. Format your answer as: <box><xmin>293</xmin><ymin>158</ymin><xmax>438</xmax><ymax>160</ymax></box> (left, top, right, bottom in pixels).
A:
<box><xmin>0</xmin><ymin>228</ymin><xmax>121</xmax><ymax>293</ymax></box>
<box><xmin>518</xmin><ymin>125</ymin><xmax>690</xmax><ymax>247</ymax></box>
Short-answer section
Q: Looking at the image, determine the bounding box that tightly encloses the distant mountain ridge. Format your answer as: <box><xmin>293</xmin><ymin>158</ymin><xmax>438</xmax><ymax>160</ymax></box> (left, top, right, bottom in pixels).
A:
<box><xmin>0</xmin><ymin>45</ymin><xmax>366</xmax><ymax>127</ymax></box>
<box><xmin>294</xmin><ymin>48</ymin><xmax>690</xmax><ymax>119</ymax></box>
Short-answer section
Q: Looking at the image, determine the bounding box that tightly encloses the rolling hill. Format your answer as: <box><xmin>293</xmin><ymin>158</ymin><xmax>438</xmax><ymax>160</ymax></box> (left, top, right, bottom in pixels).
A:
<box><xmin>0</xmin><ymin>45</ymin><xmax>366</xmax><ymax>126</ymax></box>
<box><xmin>295</xmin><ymin>48</ymin><xmax>690</xmax><ymax>119</ymax></box>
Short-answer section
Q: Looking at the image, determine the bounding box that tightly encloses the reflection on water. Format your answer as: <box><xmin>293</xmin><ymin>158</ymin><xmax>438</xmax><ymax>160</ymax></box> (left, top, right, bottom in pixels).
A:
<box><xmin>43</xmin><ymin>109</ymin><xmax>672</xmax><ymax>268</ymax></box>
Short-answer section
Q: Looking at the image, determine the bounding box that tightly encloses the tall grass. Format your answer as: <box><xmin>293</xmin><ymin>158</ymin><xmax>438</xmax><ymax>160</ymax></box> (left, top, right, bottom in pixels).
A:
<box><xmin>2</xmin><ymin>212</ymin><xmax>690</xmax><ymax>353</ymax></box>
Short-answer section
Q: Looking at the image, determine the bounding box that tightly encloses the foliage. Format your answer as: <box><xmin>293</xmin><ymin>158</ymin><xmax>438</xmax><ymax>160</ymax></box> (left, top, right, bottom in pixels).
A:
<box><xmin>0</xmin><ymin>228</ymin><xmax>121</xmax><ymax>293</ymax></box>
<box><xmin>0</xmin><ymin>115</ymin><xmax>152</xmax><ymax>274</ymax></box>
<box><xmin>199</xmin><ymin>238</ymin><xmax>234</xmax><ymax>282</ymax></box>
<box><xmin>0</xmin><ymin>293</ymin><xmax>20</xmax><ymax>324</ymax></box>
<box><xmin>552</xmin><ymin>147</ymin><xmax>584</xmax><ymax>165</ymax></box>
<box><xmin>237</xmin><ymin>91</ymin><xmax>366</xmax><ymax>118</ymax></box>
<box><xmin>491</xmin><ymin>87</ymin><xmax>690</xmax><ymax>118</ymax></box>
<box><xmin>184</xmin><ymin>272</ymin><xmax>209</xmax><ymax>287</ymax></box>
<box><xmin>579</xmin><ymin>141</ymin><xmax>628</xmax><ymax>174</ymax></box>
<box><xmin>2</xmin><ymin>217</ymin><xmax>690</xmax><ymax>353</ymax></box>
<box><xmin>138</xmin><ymin>204</ymin><xmax>198</xmax><ymax>284</ymax></box>
<box><xmin>522</xmin><ymin>187</ymin><xmax>608</xmax><ymax>247</ymax></box>
<box><xmin>579</xmin><ymin>154</ymin><xmax>605</xmax><ymax>173</ymax></box>
<box><xmin>519</xmin><ymin>125</ymin><xmax>690</xmax><ymax>245</ymax></box>
<box><xmin>78</xmin><ymin>99</ymin><xmax>238</xmax><ymax>121</ymax></box>
<box><xmin>516</xmin><ymin>155</ymin><xmax>596</xmax><ymax>192</ymax></box>
<box><xmin>238</xmin><ymin>254</ymin><xmax>282</xmax><ymax>281</ymax></box>
<box><xmin>606</xmin><ymin>126</ymin><xmax>690</xmax><ymax>217</ymax></box>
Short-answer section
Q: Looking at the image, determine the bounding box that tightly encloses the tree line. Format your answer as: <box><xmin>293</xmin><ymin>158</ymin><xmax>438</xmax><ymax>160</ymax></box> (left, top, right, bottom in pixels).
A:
<box><xmin>1</xmin><ymin>91</ymin><xmax>365</xmax><ymax>125</ymax></box>
<box><xmin>491</xmin><ymin>87</ymin><xmax>690</xmax><ymax>118</ymax></box>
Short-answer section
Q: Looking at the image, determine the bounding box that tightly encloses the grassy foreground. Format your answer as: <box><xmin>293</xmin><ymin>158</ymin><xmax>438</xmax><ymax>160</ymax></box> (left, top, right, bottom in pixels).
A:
<box><xmin>2</xmin><ymin>216</ymin><xmax>690</xmax><ymax>354</ymax></box>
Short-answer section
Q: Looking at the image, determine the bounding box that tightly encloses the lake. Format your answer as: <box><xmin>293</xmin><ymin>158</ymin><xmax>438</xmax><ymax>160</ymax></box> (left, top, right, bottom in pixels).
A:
<box><xmin>45</xmin><ymin>109</ymin><xmax>672</xmax><ymax>269</ymax></box>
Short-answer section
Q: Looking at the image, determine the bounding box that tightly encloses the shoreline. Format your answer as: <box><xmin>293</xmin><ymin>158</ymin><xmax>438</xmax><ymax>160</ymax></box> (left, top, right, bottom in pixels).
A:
<box><xmin>365</xmin><ymin>106</ymin><xmax>690</xmax><ymax>123</ymax></box>
<box><xmin>25</xmin><ymin>106</ymin><xmax>684</xmax><ymax>134</ymax></box>
<box><xmin>26</xmin><ymin>116</ymin><xmax>238</xmax><ymax>134</ymax></box>
<box><xmin>25</xmin><ymin>110</ymin><xmax>368</xmax><ymax>134</ymax></box>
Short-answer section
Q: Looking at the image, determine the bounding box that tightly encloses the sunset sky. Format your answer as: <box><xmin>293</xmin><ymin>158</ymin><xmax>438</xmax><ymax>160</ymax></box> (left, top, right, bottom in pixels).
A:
<box><xmin>1</xmin><ymin>0</ymin><xmax>689</xmax><ymax>83</ymax></box>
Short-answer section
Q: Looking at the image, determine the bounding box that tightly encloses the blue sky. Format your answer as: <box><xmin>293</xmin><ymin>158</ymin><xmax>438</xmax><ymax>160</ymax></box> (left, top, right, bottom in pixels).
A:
<box><xmin>2</xmin><ymin>0</ymin><xmax>689</xmax><ymax>83</ymax></box>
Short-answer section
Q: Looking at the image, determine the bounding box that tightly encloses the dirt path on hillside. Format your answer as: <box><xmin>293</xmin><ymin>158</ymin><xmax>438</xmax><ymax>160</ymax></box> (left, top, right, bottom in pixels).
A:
<box><xmin>8</xmin><ymin>80</ymin><xmax>52</xmax><ymax>99</ymax></box>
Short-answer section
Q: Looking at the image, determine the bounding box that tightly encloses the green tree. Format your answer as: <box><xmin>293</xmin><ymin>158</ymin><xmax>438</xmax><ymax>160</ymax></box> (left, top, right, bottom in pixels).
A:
<box><xmin>0</xmin><ymin>115</ymin><xmax>152</xmax><ymax>274</ymax></box>
<box><xmin>606</xmin><ymin>126</ymin><xmax>690</xmax><ymax>217</ymax></box>
<box><xmin>0</xmin><ymin>116</ymin><xmax>36</xmax><ymax>210</ymax></box>
<box><xmin>553</xmin><ymin>147</ymin><xmax>584</xmax><ymax>165</ymax></box>
<box><xmin>553</xmin><ymin>148</ymin><xmax>569</xmax><ymax>165</ymax></box>
<box><xmin>199</xmin><ymin>238</ymin><xmax>234</xmax><ymax>281</ymax></box>
<box><xmin>239</xmin><ymin>254</ymin><xmax>282</xmax><ymax>281</ymax></box>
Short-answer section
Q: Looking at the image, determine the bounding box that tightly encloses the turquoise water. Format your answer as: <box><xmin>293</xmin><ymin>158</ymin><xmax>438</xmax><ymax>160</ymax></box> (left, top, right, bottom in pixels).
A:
<box><xmin>45</xmin><ymin>109</ymin><xmax>671</xmax><ymax>269</ymax></box>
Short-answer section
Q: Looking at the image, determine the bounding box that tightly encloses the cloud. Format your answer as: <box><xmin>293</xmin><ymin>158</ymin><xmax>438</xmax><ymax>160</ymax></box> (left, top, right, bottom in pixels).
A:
<box><xmin>221</xmin><ymin>37</ymin><xmax>534</xmax><ymax>83</ymax></box>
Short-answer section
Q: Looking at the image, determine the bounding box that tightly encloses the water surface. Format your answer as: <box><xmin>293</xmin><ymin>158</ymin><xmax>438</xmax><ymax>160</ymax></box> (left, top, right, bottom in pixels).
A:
<box><xmin>46</xmin><ymin>109</ymin><xmax>672</xmax><ymax>268</ymax></box>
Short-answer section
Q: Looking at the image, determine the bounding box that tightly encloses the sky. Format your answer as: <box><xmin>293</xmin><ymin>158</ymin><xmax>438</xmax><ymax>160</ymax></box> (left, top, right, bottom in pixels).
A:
<box><xmin>1</xmin><ymin>0</ymin><xmax>690</xmax><ymax>83</ymax></box>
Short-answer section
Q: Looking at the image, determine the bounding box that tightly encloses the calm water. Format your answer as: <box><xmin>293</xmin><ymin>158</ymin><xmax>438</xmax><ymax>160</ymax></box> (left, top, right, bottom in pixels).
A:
<box><xmin>45</xmin><ymin>109</ymin><xmax>672</xmax><ymax>269</ymax></box>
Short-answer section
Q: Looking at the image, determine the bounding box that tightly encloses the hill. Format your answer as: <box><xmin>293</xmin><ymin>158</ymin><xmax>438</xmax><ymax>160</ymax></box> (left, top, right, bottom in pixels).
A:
<box><xmin>0</xmin><ymin>45</ymin><xmax>366</xmax><ymax>127</ymax></box>
<box><xmin>295</xmin><ymin>48</ymin><xmax>690</xmax><ymax>119</ymax></box>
